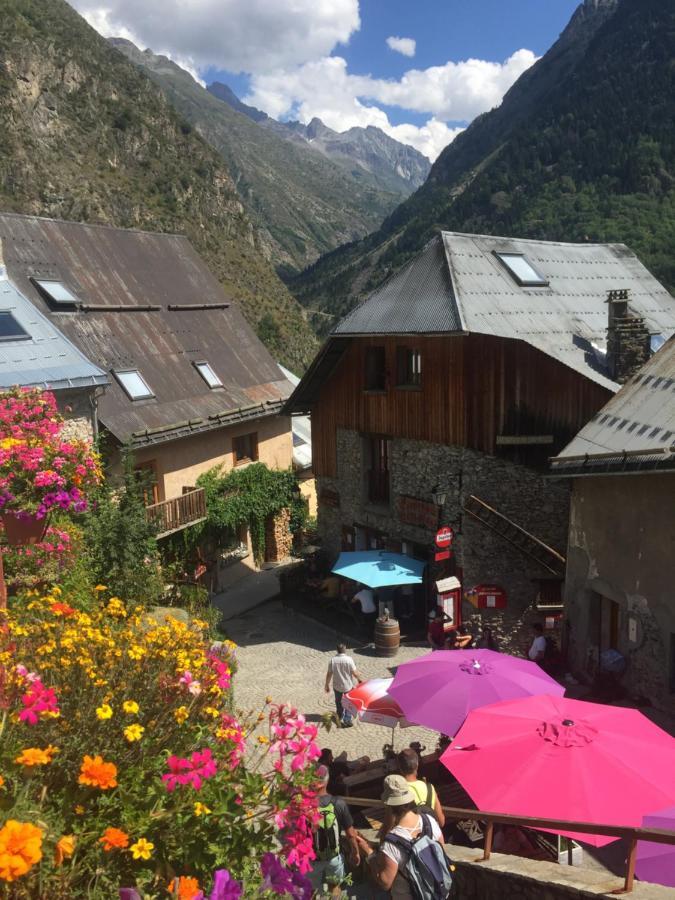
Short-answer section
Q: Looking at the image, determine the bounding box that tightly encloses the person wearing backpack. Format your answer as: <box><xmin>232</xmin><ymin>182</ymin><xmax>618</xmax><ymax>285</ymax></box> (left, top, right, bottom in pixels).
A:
<box><xmin>309</xmin><ymin>766</ymin><xmax>360</xmax><ymax>896</ymax></box>
<box><xmin>356</xmin><ymin>775</ymin><xmax>453</xmax><ymax>899</ymax></box>
<box><xmin>380</xmin><ymin>749</ymin><xmax>445</xmax><ymax>837</ymax></box>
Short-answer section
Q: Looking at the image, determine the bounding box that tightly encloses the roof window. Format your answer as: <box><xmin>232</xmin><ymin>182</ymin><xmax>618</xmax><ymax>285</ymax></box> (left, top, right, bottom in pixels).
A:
<box><xmin>494</xmin><ymin>252</ymin><xmax>549</xmax><ymax>287</ymax></box>
<box><xmin>194</xmin><ymin>361</ymin><xmax>223</xmax><ymax>389</ymax></box>
<box><xmin>31</xmin><ymin>278</ymin><xmax>80</xmax><ymax>308</ymax></box>
<box><xmin>113</xmin><ymin>369</ymin><xmax>154</xmax><ymax>400</ymax></box>
<box><xmin>0</xmin><ymin>311</ymin><xmax>30</xmax><ymax>342</ymax></box>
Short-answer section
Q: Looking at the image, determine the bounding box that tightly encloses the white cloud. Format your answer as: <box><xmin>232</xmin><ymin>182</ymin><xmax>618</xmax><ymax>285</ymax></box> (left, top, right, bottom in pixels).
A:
<box><xmin>244</xmin><ymin>50</ymin><xmax>537</xmax><ymax>160</ymax></box>
<box><xmin>386</xmin><ymin>36</ymin><xmax>416</xmax><ymax>58</ymax></box>
<box><xmin>70</xmin><ymin>0</ymin><xmax>360</xmax><ymax>74</ymax></box>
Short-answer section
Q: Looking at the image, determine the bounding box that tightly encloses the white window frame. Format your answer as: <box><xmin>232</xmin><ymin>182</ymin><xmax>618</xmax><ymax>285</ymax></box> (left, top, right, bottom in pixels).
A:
<box><xmin>113</xmin><ymin>369</ymin><xmax>155</xmax><ymax>401</ymax></box>
<box><xmin>31</xmin><ymin>278</ymin><xmax>80</xmax><ymax>307</ymax></box>
<box><xmin>494</xmin><ymin>252</ymin><xmax>549</xmax><ymax>287</ymax></box>
<box><xmin>193</xmin><ymin>360</ymin><xmax>223</xmax><ymax>389</ymax></box>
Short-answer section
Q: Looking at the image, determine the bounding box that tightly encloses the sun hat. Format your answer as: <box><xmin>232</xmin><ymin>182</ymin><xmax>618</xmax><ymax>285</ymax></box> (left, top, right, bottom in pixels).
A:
<box><xmin>381</xmin><ymin>774</ymin><xmax>415</xmax><ymax>806</ymax></box>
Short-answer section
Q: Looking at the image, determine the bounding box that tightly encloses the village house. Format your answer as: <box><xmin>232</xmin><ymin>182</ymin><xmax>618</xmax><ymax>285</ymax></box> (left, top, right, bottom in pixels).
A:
<box><xmin>551</xmin><ymin>334</ymin><xmax>675</xmax><ymax>715</ymax></box>
<box><xmin>285</xmin><ymin>232</ymin><xmax>675</xmax><ymax>650</ymax></box>
<box><xmin>0</xmin><ymin>212</ymin><xmax>294</xmax><ymax>565</ymax></box>
<box><xmin>0</xmin><ymin>260</ymin><xmax>107</xmax><ymax>437</ymax></box>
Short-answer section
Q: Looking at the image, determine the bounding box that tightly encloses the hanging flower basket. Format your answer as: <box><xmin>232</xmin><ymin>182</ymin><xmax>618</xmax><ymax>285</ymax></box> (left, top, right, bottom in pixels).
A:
<box><xmin>1</xmin><ymin>511</ymin><xmax>48</xmax><ymax>546</ymax></box>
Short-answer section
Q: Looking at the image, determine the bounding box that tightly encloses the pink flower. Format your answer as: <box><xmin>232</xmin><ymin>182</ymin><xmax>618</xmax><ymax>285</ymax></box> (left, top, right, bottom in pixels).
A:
<box><xmin>179</xmin><ymin>671</ymin><xmax>202</xmax><ymax>696</ymax></box>
<box><xmin>162</xmin><ymin>748</ymin><xmax>218</xmax><ymax>792</ymax></box>
<box><xmin>18</xmin><ymin>678</ymin><xmax>60</xmax><ymax>724</ymax></box>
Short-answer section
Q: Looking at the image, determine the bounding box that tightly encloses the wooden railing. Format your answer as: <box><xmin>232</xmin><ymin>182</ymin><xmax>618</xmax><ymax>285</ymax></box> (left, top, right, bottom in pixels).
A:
<box><xmin>146</xmin><ymin>488</ymin><xmax>207</xmax><ymax>538</ymax></box>
<box><xmin>341</xmin><ymin>796</ymin><xmax>675</xmax><ymax>893</ymax></box>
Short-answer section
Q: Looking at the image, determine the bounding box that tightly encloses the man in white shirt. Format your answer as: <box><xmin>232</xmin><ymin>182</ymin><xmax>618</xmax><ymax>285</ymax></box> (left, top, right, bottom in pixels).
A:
<box><xmin>325</xmin><ymin>643</ymin><xmax>364</xmax><ymax>728</ymax></box>
<box><xmin>528</xmin><ymin>623</ymin><xmax>547</xmax><ymax>663</ymax></box>
<box><xmin>352</xmin><ymin>585</ymin><xmax>376</xmax><ymax>614</ymax></box>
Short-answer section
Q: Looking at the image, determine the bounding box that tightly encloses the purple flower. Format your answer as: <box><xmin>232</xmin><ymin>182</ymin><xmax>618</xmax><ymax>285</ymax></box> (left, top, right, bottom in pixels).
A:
<box><xmin>209</xmin><ymin>869</ymin><xmax>243</xmax><ymax>900</ymax></box>
<box><xmin>260</xmin><ymin>854</ymin><xmax>312</xmax><ymax>899</ymax></box>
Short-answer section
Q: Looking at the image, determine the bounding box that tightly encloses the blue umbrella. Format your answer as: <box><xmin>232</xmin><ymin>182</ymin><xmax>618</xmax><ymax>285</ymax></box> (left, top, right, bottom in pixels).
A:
<box><xmin>331</xmin><ymin>550</ymin><xmax>426</xmax><ymax>589</ymax></box>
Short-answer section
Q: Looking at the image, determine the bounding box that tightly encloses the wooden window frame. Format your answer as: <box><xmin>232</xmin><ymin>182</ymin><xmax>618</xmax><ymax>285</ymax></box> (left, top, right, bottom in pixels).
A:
<box><xmin>233</xmin><ymin>432</ymin><xmax>258</xmax><ymax>466</ymax></box>
<box><xmin>364</xmin><ymin>345</ymin><xmax>387</xmax><ymax>393</ymax></box>
<box><xmin>396</xmin><ymin>346</ymin><xmax>422</xmax><ymax>389</ymax></box>
<box><xmin>366</xmin><ymin>435</ymin><xmax>390</xmax><ymax>506</ymax></box>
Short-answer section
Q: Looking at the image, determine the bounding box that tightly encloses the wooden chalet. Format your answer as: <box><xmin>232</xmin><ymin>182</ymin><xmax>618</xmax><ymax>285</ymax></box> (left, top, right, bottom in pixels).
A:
<box><xmin>285</xmin><ymin>232</ymin><xmax>675</xmax><ymax>648</ymax></box>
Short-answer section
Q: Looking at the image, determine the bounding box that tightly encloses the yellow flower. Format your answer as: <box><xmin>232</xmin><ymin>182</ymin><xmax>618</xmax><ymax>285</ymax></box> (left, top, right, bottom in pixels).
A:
<box><xmin>203</xmin><ymin>706</ymin><xmax>220</xmax><ymax>719</ymax></box>
<box><xmin>54</xmin><ymin>834</ymin><xmax>76</xmax><ymax>866</ymax></box>
<box><xmin>122</xmin><ymin>700</ymin><xmax>139</xmax><ymax>715</ymax></box>
<box><xmin>130</xmin><ymin>837</ymin><xmax>154</xmax><ymax>860</ymax></box>
<box><xmin>74</xmin><ymin>805</ymin><xmax>85</xmax><ymax>816</ymax></box>
<box><xmin>95</xmin><ymin>704</ymin><xmax>113</xmax><ymax>721</ymax></box>
<box><xmin>127</xmin><ymin>645</ymin><xmax>146</xmax><ymax>661</ymax></box>
<box><xmin>174</xmin><ymin>706</ymin><xmax>189</xmax><ymax>725</ymax></box>
<box><xmin>193</xmin><ymin>802</ymin><xmax>211</xmax><ymax>817</ymax></box>
<box><xmin>124</xmin><ymin>724</ymin><xmax>144</xmax><ymax>743</ymax></box>
<box><xmin>257</xmin><ymin>735</ymin><xmax>269</xmax><ymax>745</ymax></box>
<box><xmin>94</xmin><ymin>585</ymin><xmax>108</xmax><ymax>592</ymax></box>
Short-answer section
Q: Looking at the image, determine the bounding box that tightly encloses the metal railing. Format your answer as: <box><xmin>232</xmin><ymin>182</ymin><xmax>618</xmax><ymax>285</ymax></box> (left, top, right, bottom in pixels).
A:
<box><xmin>341</xmin><ymin>796</ymin><xmax>675</xmax><ymax>893</ymax></box>
<box><xmin>146</xmin><ymin>487</ymin><xmax>207</xmax><ymax>538</ymax></box>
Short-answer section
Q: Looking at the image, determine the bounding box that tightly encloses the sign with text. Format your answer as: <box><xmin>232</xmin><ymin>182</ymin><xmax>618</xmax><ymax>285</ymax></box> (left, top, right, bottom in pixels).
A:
<box><xmin>435</xmin><ymin>526</ymin><xmax>455</xmax><ymax>548</ymax></box>
<box><xmin>397</xmin><ymin>495</ymin><xmax>439</xmax><ymax>530</ymax></box>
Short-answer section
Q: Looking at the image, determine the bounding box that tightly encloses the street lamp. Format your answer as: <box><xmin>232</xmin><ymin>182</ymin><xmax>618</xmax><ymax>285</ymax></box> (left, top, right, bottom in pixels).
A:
<box><xmin>431</xmin><ymin>485</ymin><xmax>447</xmax><ymax>508</ymax></box>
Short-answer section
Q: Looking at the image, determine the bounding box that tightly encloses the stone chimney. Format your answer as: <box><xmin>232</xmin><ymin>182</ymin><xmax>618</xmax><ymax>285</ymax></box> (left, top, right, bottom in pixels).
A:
<box><xmin>606</xmin><ymin>289</ymin><xmax>651</xmax><ymax>383</ymax></box>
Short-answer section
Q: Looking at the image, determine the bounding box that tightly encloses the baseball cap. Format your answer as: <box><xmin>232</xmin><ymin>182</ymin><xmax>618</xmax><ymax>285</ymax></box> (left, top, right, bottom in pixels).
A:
<box><xmin>381</xmin><ymin>774</ymin><xmax>415</xmax><ymax>806</ymax></box>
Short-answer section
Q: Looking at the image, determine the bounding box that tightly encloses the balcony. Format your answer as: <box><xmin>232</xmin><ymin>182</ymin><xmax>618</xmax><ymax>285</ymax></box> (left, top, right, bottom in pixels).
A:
<box><xmin>146</xmin><ymin>487</ymin><xmax>207</xmax><ymax>539</ymax></box>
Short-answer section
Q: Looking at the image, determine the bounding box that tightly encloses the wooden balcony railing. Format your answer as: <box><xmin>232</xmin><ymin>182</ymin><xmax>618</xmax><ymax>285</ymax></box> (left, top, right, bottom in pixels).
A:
<box><xmin>146</xmin><ymin>487</ymin><xmax>207</xmax><ymax>539</ymax></box>
<box><xmin>342</xmin><ymin>796</ymin><xmax>675</xmax><ymax>893</ymax></box>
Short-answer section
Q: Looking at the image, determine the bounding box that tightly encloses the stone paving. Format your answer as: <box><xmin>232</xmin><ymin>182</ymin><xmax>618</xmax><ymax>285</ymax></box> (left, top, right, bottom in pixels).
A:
<box><xmin>221</xmin><ymin>598</ymin><xmax>439</xmax><ymax>760</ymax></box>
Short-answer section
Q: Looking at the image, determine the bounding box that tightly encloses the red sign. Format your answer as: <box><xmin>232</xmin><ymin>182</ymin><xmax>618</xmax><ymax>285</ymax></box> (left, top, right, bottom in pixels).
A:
<box><xmin>435</xmin><ymin>526</ymin><xmax>454</xmax><ymax>548</ymax></box>
<box><xmin>434</xmin><ymin>549</ymin><xmax>451</xmax><ymax>562</ymax></box>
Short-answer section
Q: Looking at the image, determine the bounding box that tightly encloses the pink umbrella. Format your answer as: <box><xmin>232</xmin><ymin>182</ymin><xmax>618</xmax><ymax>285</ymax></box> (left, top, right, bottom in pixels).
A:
<box><xmin>636</xmin><ymin>806</ymin><xmax>675</xmax><ymax>887</ymax></box>
<box><xmin>389</xmin><ymin>649</ymin><xmax>564</xmax><ymax>736</ymax></box>
<box><xmin>441</xmin><ymin>694</ymin><xmax>675</xmax><ymax>847</ymax></box>
<box><xmin>342</xmin><ymin>677</ymin><xmax>411</xmax><ymax>729</ymax></box>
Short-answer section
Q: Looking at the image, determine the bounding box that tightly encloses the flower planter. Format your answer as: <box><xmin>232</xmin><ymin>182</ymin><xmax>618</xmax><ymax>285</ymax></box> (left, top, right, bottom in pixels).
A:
<box><xmin>1</xmin><ymin>512</ymin><xmax>48</xmax><ymax>546</ymax></box>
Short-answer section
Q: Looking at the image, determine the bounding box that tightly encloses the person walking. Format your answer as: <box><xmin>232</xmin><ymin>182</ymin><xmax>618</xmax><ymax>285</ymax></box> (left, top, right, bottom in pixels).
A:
<box><xmin>309</xmin><ymin>766</ymin><xmax>360</xmax><ymax>896</ymax></box>
<box><xmin>380</xmin><ymin>748</ymin><xmax>445</xmax><ymax>838</ymax></box>
<box><xmin>356</xmin><ymin>775</ymin><xmax>453</xmax><ymax>899</ymax></box>
<box><xmin>324</xmin><ymin>643</ymin><xmax>364</xmax><ymax>728</ymax></box>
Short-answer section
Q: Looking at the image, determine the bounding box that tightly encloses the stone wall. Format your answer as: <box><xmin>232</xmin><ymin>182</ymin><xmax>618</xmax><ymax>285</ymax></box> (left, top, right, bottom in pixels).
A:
<box><xmin>317</xmin><ymin>429</ymin><xmax>571</xmax><ymax>653</ymax></box>
<box><xmin>265</xmin><ymin>508</ymin><xmax>293</xmax><ymax>563</ymax></box>
<box><xmin>55</xmin><ymin>387</ymin><xmax>97</xmax><ymax>443</ymax></box>
<box><xmin>564</xmin><ymin>473</ymin><xmax>675</xmax><ymax>715</ymax></box>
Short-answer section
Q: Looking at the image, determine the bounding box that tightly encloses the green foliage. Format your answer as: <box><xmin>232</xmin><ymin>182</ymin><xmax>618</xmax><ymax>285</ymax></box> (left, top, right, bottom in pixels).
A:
<box><xmin>191</xmin><ymin>463</ymin><xmax>301</xmax><ymax>565</ymax></box>
<box><xmin>83</xmin><ymin>451</ymin><xmax>164</xmax><ymax>605</ymax></box>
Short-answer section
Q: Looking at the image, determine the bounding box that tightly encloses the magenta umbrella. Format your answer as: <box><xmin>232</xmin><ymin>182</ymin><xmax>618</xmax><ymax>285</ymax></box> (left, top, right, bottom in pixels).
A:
<box><xmin>636</xmin><ymin>806</ymin><xmax>675</xmax><ymax>887</ymax></box>
<box><xmin>389</xmin><ymin>649</ymin><xmax>564</xmax><ymax>736</ymax></box>
<box><xmin>441</xmin><ymin>695</ymin><xmax>675</xmax><ymax>847</ymax></box>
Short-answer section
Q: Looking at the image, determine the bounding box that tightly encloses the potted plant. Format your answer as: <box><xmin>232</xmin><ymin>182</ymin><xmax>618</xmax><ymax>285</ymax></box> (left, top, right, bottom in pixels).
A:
<box><xmin>0</xmin><ymin>387</ymin><xmax>101</xmax><ymax>544</ymax></box>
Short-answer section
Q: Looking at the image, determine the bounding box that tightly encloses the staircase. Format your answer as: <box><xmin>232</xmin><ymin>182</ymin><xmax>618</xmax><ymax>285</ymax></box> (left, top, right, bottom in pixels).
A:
<box><xmin>463</xmin><ymin>494</ymin><xmax>566</xmax><ymax>576</ymax></box>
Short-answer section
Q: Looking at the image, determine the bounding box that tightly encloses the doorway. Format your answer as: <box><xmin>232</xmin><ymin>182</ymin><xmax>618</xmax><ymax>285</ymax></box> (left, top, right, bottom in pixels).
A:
<box><xmin>593</xmin><ymin>591</ymin><xmax>620</xmax><ymax>652</ymax></box>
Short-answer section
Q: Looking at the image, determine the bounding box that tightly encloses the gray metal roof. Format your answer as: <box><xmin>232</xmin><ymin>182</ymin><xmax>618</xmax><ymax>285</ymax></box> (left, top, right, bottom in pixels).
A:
<box><xmin>0</xmin><ymin>213</ymin><xmax>293</xmax><ymax>445</ymax></box>
<box><xmin>551</xmin><ymin>336</ymin><xmax>675</xmax><ymax>475</ymax></box>
<box><xmin>335</xmin><ymin>235</ymin><xmax>463</xmax><ymax>336</ymax></box>
<box><xmin>0</xmin><ymin>271</ymin><xmax>107</xmax><ymax>391</ymax></box>
<box><xmin>333</xmin><ymin>232</ymin><xmax>675</xmax><ymax>391</ymax></box>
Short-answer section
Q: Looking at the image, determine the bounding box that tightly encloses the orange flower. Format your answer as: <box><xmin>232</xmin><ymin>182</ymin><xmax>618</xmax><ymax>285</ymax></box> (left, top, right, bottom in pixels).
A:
<box><xmin>168</xmin><ymin>876</ymin><xmax>202</xmax><ymax>899</ymax></box>
<box><xmin>15</xmin><ymin>746</ymin><xmax>58</xmax><ymax>767</ymax></box>
<box><xmin>78</xmin><ymin>755</ymin><xmax>118</xmax><ymax>790</ymax></box>
<box><xmin>54</xmin><ymin>835</ymin><xmax>75</xmax><ymax>866</ymax></box>
<box><xmin>98</xmin><ymin>827</ymin><xmax>129</xmax><ymax>852</ymax></box>
<box><xmin>0</xmin><ymin>775</ymin><xmax>5</xmax><ymax>789</ymax></box>
<box><xmin>0</xmin><ymin>820</ymin><xmax>43</xmax><ymax>882</ymax></box>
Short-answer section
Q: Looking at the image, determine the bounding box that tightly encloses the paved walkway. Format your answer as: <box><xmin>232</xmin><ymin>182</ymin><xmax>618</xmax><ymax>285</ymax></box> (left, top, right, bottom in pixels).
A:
<box><xmin>220</xmin><ymin>598</ymin><xmax>438</xmax><ymax>759</ymax></box>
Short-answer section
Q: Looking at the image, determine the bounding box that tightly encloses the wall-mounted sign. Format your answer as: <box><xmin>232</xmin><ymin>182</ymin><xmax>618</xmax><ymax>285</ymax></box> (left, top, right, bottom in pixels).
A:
<box><xmin>397</xmin><ymin>495</ymin><xmax>439</xmax><ymax>530</ymax></box>
<box><xmin>435</xmin><ymin>526</ymin><xmax>455</xmax><ymax>548</ymax></box>
<box><xmin>466</xmin><ymin>584</ymin><xmax>507</xmax><ymax>609</ymax></box>
<box><xmin>319</xmin><ymin>488</ymin><xmax>340</xmax><ymax>508</ymax></box>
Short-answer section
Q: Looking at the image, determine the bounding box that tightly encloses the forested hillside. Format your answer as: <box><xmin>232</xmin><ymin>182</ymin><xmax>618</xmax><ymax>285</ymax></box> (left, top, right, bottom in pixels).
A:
<box><xmin>292</xmin><ymin>0</ymin><xmax>675</xmax><ymax>333</ymax></box>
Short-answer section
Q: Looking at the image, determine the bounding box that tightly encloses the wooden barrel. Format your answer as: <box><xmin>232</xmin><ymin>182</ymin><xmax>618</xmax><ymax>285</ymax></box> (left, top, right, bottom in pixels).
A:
<box><xmin>375</xmin><ymin>618</ymin><xmax>400</xmax><ymax>657</ymax></box>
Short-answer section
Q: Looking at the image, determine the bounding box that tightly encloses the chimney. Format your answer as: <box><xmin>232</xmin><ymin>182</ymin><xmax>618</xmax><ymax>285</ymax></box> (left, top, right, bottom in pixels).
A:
<box><xmin>606</xmin><ymin>289</ymin><xmax>651</xmax><ymax>383</ymax></box>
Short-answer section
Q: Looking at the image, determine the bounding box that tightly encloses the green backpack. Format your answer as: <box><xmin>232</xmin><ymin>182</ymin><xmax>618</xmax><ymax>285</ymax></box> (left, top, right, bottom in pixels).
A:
<box><xmin>313</xmin><ymin>801</ymin><xmax>341</xmax><ymax>861</ymax></box>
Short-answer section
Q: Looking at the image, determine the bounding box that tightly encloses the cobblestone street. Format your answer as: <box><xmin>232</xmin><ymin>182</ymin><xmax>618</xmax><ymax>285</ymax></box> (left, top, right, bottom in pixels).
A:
<box><xmin>222</xmin><ymin>599</ymin><xmax>439</xmax><ymax>760</ymax></box>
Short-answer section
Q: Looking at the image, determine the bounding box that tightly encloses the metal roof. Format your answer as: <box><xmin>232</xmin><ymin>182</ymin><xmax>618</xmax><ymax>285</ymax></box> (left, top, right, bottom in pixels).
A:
<box><xmin>0</xmin><ymin>213</ymin><xmax>293</xmax><ymax>445</ymax></box>
<box><xmin>0</xmin><ymin>270</ymin><xmax>107</xmax><ymax>391</ymax></box>
<box><xmin>278</xmin><ymin>364</ymin><xmax>312</xmax><ymax>469</ymax></box>
<box><xmin>551</xmin><ymin>336</ymin><xmax>675</xmax><ymax>476</ymax></box>
<box><xmin>332</xmin><ymin>232</ymin><xmax>675</xmax><ymax>392</ymax></box>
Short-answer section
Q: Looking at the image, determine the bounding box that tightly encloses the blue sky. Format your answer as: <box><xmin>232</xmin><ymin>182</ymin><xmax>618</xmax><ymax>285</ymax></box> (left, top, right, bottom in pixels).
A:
<box><xmin>73</xmin><ymin>0</ymin><xmax>583</xmax><ymax>159</ymax></box>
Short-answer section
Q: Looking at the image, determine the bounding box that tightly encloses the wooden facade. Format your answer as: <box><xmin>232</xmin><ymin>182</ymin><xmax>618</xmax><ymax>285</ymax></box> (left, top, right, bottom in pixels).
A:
<box><xmin>311</xmin><ymin>334</ymin><xmax>612</xmax><ymax>477</ymax></box>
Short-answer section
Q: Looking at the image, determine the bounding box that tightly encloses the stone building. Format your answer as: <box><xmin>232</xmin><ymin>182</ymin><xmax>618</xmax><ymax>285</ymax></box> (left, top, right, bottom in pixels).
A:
<box><xmin>0</xmin><ymin>213</ymin><xmax>295</xmax><ymax>562</ymax></box>
<box><xmin>285</xmin><ymin>232</ymin><xmax>675</xmax><ymax>651</ymax></box>
<box><xmin>0</xmin><ymin>262</ymin><xmax>107</xmax><ymax>437</ymax></box>
<box><xmin>551</xmin><ymin>336</ymin><xmax>675</xmax><ymax>715</ymax></box>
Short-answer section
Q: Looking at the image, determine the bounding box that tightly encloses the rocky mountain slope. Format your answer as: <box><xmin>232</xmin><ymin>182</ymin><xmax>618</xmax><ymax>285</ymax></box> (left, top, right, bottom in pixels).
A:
<box><xmin>207</xmin><ymin>82</ymin><xmax>431</xmax><ymax>197</ymax></box>
<box><xmin>292</xmin><ymin>0</ymin><xmax>675</xmax><ymax>333</ymax></box>
<box><xmin>0</xmin><ymin>0</ymin><xmax>317</xmax><ymax>369</ymax></box>
<box><xmin>112</xmin><ymin>41</ymin><xmax>412</xmax><ymax>275</ymax></box>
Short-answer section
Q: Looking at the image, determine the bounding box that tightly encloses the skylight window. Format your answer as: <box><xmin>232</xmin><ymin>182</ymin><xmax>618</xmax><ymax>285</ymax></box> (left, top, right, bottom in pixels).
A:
<box><xmin>0</xmin><ymin>311</ymin><xmax>30</xmax><ymax>342</ymax></box>
<box><xmin>494</xmin><ymin>252</ymin><xmax>549</xmax><ymax>287</ymax></box>
<box><xmin>113</xmin><ymin>369</ymin><xmax>154</xmax><ymax>400</ymax></box>
<box><xmin>31</xmin><ymin>278</ymin><xmax>80</xmax><ymax>307</ymax></box>
<box><xmin>194</xmin><ymin>361</ymin><xmax>223</xmax><ymax>389</ymax></box>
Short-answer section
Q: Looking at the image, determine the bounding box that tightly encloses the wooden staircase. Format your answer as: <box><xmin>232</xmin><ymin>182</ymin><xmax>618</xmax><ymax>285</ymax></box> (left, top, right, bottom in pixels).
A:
<box><xmin>463</xmin><ymin>494</ymin><xmax>566</xmax><ymax>576</ymax></box>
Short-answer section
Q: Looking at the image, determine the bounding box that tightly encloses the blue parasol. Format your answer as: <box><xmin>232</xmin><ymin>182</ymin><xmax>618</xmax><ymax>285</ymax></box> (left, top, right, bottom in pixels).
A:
<box><xmin>331</xmin><ymin>550</ymin><xmax>426</xmax><ymax>589</ymax></box>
